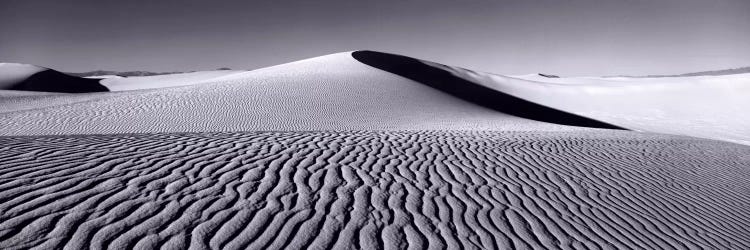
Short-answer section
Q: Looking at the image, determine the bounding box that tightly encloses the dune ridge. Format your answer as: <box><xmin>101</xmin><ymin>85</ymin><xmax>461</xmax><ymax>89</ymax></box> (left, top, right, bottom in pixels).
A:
<box><xmin>352</xmin><ymin>51</ymin><xmax>623</xmax><ymax>130</ymax></box>
<box><xmin>11</xmin><ymin>70</ymin><xmax>109</xmax><ymax>93</ymax></box>
<box><xmin>0</xmin><ymin>63</ymin><xmax>108</xmax><ymax>93</ymax></box>
<box><xmin>1</xmin><ymin>131</ymin><xmax>749</xmax><ymax>249</ymax></box>
<box><xmin>0</xmin><ymin>52</ymin><xmax>585</xmax><ymax>136</ymax></box>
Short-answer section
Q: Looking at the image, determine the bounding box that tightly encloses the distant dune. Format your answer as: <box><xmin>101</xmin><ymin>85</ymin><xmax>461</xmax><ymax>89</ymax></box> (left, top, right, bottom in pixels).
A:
<box><xmin>0</xmin><ymin>63</ymin><xmax>46</xmax><ymax>89</ymax></box>
<box><xmin>504</xmin><ymin>71</ymin><xmax>750</xmax><ymax>145</ymax></box>
<box><xmin>615</xmin><ymin>66</ymin><xmax>750</xmax><ymax>78</ymax></box>
<box><xmin>66</xmin><ymin>70</ymin><xmax>187</xmax><ymax>77</ymax></box>
<box><xmin>1</xmin><ymin>51</ymin><xmax>749</xmax><ymax>249</ymax></box>
<box><xmin>0</xmin><ymin>63</ymin><xmax>108</xmax><ymax>93</ymax></box>
<box><xmin>67</xmin><ymin>68</ymin><xmax>233</xmax><ymax>78</ymax></box>
<box><xmin>99</xmin><ymin>70</ymin><xmax>246</xmax><ymax>91</ymax></box>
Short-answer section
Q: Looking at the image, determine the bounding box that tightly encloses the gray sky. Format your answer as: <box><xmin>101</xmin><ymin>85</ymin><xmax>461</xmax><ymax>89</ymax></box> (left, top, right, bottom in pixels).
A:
<box><xmin>1</xmin><ymin>0</ymin><xmax>748</xmax><ymax>76</ymax></box>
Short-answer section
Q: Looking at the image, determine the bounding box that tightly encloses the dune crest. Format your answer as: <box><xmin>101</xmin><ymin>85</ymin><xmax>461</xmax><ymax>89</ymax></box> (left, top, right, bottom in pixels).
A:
<box><xmin>0</xmin><ymin>63</ymin><xmax>47</xmax><ymax>89</ymax></box>
<box><xmin>0</xmin><ymin>52</ymin><xmax>585</xmax><ymax>135</ymax></box>
<box><xmin>351</xmin><ymin>50</ymin><xmax>623</xmax><ymax>130</ymax></box>
<box><xmin>0</xmin><ymin>63</ymin><xmax>108</xmax><ymax>93</ymax></box>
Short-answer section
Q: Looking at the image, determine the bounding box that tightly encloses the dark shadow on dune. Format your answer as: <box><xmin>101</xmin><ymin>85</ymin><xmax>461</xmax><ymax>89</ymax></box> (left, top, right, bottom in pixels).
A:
<box><xmin>10</xmin><ymin>70</ymin><xmax>109</xmax><ymax>93</ymax></box>
<box><xmin>352</xmin><ymin>50</ymin><xmax>624</xmax><ymax>130</ymax></box>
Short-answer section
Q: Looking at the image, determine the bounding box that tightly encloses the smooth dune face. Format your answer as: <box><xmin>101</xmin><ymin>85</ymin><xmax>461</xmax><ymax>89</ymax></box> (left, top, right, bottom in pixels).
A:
<box><xmin>0</xmin><ymin>53</ymin><xmax>578</xmax><ymax>135</ymax></box>
<box><xmin>100</xmin><ymin>70</ymin><xmax>245</xmax><ymax>91</ymax></box>
<box><xmin>1</xmin><ymin>131</ymin><xmax>749</xmax><ymax>249</ymax></box>
<box><xmin>351</xmin><ymin>51</ymin><xmax>624</xmax><ymax>130</ymax></box>
<box><xmin>434</xmin><ymin>64</ymin><xmax>750</xmax><ymax>145</ymax></box>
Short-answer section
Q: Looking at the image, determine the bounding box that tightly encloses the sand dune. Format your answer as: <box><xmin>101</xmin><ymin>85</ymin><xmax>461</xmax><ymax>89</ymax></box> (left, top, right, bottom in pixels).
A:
<box><xmin>373</xmin><ymin>52</ymin><xmax>749</xmax><ymax>145</ymax></box>
<box><xmin>1</xmin><ymin>51</ymin><xmax>749</xmax><ymax>249</ymax></box>
<box><xmin>0</xmin><ymin>63</ymin><xmax>108</xmax><ymax>93</ymax></box>
<box><xmin>351</xmin><ymin>51</ymin><xmax>622</xmax><ymax>130</ymax></box>
<box><xmin>3</xmin><ymin>52</ymin><xmax>746</xmax><ymax>144</ymax></box>
<box><xmin>0</xmin><ymin>52</ymin><xmax>584</xmax><ymax>135</ymax></box>
<box><xmin>0</xmin><ymin>63</ymin><xmax>47</xmax><ymax>89</ymax></box>
<box><xmin>100</xmin><ymin>70</ymin><xmax>245</xmax><ymax>91</ymax></box>
<box><xmin>502</xmin><ymin>73</ymin><xmax>750</xmax><ymax>145</ymax></box>
<box><xmin>1</xmin><ymin>131</ymin><xmax>749</xmax><ymax>249</ymax></box>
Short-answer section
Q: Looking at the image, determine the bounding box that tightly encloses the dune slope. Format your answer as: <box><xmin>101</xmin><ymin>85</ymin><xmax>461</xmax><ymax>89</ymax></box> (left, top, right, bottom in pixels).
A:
<box><xmin>1</xmin><ymin>131</ymin><xmax>749</xmax><ymax>249</ymax></box>
<box><xmin>0</xmin><ymin>63</ymin><xmax>108</xmax><ymax>93</ymax></box>
<box><xmin>426</xmin><ymin>62</ymin><xmax>750</xmax><ymax>145</ymax></box>
<box><xmin>352</xmin><ymin>51</ymin><xmax>623</xmax><ymax>130</ymax></box>
<box><xmin>10</xmin><ymin>70</ymin><xmax>109</xmax><ymax>93</ymax></box>
<box><xmin>100</xmin><ymin>70</ymin><xmax>245</xmax><ymax>91</ymax></box>
<box><xmin>0</xmin><ymin>63</ymin><xmax>47</xmax><ymax>89</ymax></box>
<box><xmin>0</xmin><ymin>52</ymin><xmax>583</xmax><ymax>135</ymax></box>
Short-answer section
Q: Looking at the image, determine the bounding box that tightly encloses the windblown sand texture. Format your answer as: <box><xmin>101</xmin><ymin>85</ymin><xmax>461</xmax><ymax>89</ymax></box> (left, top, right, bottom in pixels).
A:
<box><xmin>1</xmin><ymin>51</ymin><xmax>749</xmax><ymax>249</ymax></box>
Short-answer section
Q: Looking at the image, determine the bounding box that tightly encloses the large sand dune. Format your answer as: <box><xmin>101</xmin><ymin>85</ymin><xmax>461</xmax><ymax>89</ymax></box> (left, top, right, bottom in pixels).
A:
<box><xmin>0</xmin><ymin>52</ymin><xmax>588</xmax><ymax>135</ymax></box>
<box><xmin>1</xmin><ymin>51</ymin><xmax>749</xmax><ymax>249</ymax></box>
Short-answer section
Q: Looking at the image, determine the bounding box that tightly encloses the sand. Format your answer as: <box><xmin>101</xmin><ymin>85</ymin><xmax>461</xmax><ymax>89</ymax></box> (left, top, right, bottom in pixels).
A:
<box><xmin>0</xmin><ymin>64</ymin><xmax>107</xmax><ymax>93</ymax></box>
<box><xmin>1</xmin><ymin>131</ymin><xmax>749</xmax><ymax>249</ymax></box>
<box><xmin>1</xmin><ymin>51</ymin><xmax>749</xmax><ymax>249</ymax></box>
<box><xmin>0</xmin><ymin>63</ymin><xmax>47</xmax><ymax>89</ymax></box>
<box><xmin>429</xmin><ymin>62</ymin><xmax>750</xmax><ymax>145</ymax></box>
<box><xmin>100</xmin><ymin>70</ymin><xmax>245</xmax><ymax>91</ymax></box>
<box><xmin>0</xmin><ymin>53</ymin><xmax>578</xmax><ymax>135</ymax></box>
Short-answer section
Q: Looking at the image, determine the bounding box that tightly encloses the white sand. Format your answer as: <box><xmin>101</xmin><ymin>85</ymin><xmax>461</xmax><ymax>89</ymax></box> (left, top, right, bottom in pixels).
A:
<box><xmin>1</xmin><ymin>52</ymin><xmax>749</xmax><ymax>249</ymax></box>
<box><xmin>1</xmin><ymin>131</ymin><xmax>749</xmax><ymax>249</ymax></box>
<box><xmin>84</xmin><ymin>75</ymin><xmax>123</xmax><ymax>79</ymax></box>
<box><xmin>0</xmin><ymin>53</ymin><xmax>574</xmax><ymax>135</ymax></box>
<box><xmin>100</xmin><ymin>70</ymin><xmax>245</xmax><ymax>91</ymax></box>
<box><xmin>431</xmin><ymin>62</ymin><xmax>750</xmax><ymax>145</ymax></box>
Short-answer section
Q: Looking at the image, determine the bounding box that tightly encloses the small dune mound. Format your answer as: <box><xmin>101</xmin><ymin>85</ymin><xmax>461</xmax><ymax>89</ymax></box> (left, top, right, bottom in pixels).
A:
<box><xmin>0</xmin><ymin>63</ymin><xmax>46</xmax><ymax>89</ymax></box>
<box><xmin>538</xmin><ymin>73</ymin><xmax>560</xmax><ymax>78</ymax></box>
<box><xmin>0</xmin><ymin>63</ymin><xmax>108</xmax><ymax>93</ymax></box>
<box><xmin>351</xmin><ymin>50</ymin><xmax>623</xmax><ymax>129</ymax></box>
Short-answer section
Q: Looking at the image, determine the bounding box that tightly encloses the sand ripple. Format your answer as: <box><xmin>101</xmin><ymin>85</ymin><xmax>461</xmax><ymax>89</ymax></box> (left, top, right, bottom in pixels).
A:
<box><xmin>1</xmin><ymin>131</ymin><xmax>749</xmax><ymax>249</ymax></box>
